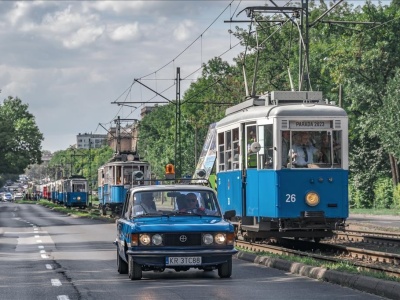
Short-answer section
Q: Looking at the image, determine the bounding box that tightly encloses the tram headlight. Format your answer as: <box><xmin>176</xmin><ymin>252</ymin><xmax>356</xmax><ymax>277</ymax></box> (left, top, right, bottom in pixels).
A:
<box><xmin>139</xmin><ymin>234</ymin><xmax>151</xmax><ymax>246</ymax></box>
<box><xmin>305</xmin><ymin>192</ymin><xmax>320</xmax><ymax>207</ymax></box>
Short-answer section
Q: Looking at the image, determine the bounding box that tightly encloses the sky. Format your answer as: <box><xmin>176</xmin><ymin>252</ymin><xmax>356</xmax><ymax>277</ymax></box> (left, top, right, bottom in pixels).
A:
<box><xmin>0</xmin><ymin>0</ymin><xmax>391</xmax><ymax>153</ymax></box>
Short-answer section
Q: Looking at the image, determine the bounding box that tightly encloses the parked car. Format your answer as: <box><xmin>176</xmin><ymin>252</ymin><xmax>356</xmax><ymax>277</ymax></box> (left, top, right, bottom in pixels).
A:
<box><xmin>3</xmin><ymin>193</ymin><xmax>13</xmax><ymax>201</ymax></box>
<box><xmin>13</xmin><ymin>192</ymin><xmax>24</xmax><ymax>201</ymax></box>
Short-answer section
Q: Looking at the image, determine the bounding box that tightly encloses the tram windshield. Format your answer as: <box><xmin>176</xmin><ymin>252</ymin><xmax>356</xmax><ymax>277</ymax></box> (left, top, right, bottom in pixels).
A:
<box><xmin>284</xmin><ymin>130</ymin><xmax>342</xmax><ymax>168</ymax></box>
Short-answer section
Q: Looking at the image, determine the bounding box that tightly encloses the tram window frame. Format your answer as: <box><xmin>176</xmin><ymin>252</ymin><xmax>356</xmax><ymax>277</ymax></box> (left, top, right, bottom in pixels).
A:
<box><xmin>287</xmin><ymin>130</ymin><xmax>342</xmax><ymax>168</ymax></box>
<box><xmin>225</xmin><ymin>131</ymin><xmax>232</xmax><ymax>170</ymax></box>
<box><xmin>259</xmin><ymin>125</ymin><xmax>274</xmax><ymax>169</ymax></box>
<box><xmin>232</xmin><ymin>128</ymin><xmax>240</xmax><ymax>170</ymax></box>
<box><xmin>217</xmin><ymin>132</ymin><xmax>225</xmax><ymax>171</ymax></box>
<box><xmin>246</xmin><ymin>125</ymin><xmax>257</xmax><ymax>168</ymax></box>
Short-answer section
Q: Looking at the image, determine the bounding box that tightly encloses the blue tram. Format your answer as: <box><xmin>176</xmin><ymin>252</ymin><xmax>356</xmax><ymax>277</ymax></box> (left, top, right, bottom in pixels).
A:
<box><xmin>97</xmin><ymin>153</ymin><xmax>151</xmax><ymax>216</ymax></box>
<box><xmin>62</xmin><ymin>175</ymin><xmax>88</xmax><ymax>208</ymax></box>
<box><xmin>216</xmin><ymin>91</ymin><xmax>348</xmax><ymax>241</ymax></box>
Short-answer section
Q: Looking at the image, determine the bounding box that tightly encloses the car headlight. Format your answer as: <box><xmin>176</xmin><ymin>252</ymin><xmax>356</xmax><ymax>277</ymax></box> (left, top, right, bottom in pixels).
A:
<box><xmin>214</xmin><ymin>233</ymin><xmax>226</xmax><ymax>245</ymax></box>
<box><xmin>139</xmin><ymin>234</ymin><xmax>151</xmax><ymax>245</ymax></box>
<box><xmin>203</xmin><ymin>233</ymin><xmax>214</xmax><ymax>245</ymax></box>
<box><xmin>152</xmin><ymin>234</ymin><xmax>163</xmax><ymax>246</ymax></box>
<box><xmin>305</xmin><ymin>191</ymin><xmax>320</xmax><ymax>206</ymax></box>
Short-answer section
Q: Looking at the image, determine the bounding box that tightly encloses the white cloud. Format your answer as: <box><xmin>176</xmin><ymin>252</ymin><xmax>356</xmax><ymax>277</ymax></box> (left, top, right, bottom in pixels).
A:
<box><xmin>42</xmin><ymin>6</ymin><xmax>89</xmax><ymax>34</ymax></box>
<box><xmin>6</xmin><ymin>1</ymin><xmax>33</xmax><ymax>26</ymax></box>
<box><xmin>63</xmin><ymin>26</ymin><xmax>105</xmax><ymax>49</ymax></box>
<box><xmin>84</xmin><ymin>1</ymin><xmax>148</xmax><ymax>14</ymax></box>
<box><xmin>173</xmin><ymin>20</ymin><xmax>194</xmax><ymax>41</ymax></box>
<box><xmin>109</xmin><ymin>23</ymin><xmax>140</xmax><ymax>42</ymax></box>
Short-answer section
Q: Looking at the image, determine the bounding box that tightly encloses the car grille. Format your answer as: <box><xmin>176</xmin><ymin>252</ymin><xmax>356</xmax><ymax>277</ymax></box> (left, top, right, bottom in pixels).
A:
<box><xmin>163</xmin><ymin>233</ymin><xmax>202</xmax><ymax>247</ymax></box>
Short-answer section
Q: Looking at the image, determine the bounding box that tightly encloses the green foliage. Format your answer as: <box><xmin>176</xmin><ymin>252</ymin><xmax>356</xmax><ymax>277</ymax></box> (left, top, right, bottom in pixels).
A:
<box><xmin>0</xmin><ymin>96</ymin><xmax>44</xmax><ymax>174</ymax></box>
<box><xmin>34</xmin><ymin>146</ymin><xmax>114</xmax><ymax>190</ymax></box>
<box><xmin>138</xmin><ymin>57</ymin><xmax>243</xmax><ymax>179</ymax></box>
<box><xmin>373</xmin><ymin>177</ymin><xmax>393</xmax><ymax>209</ymax></box>
<box><xmin>392</xmin><ymin>183</ymin><xmax>400</xmax><ymax>209</ymax></box>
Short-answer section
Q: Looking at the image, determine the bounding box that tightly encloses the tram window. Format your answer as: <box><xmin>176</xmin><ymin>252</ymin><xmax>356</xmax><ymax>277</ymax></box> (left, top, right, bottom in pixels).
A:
<box><xmin>218</xmin><ymin>132</ymin><xmax>225</xmax><ymax>171</ymax></box>
<box><xmin>288</xmin><ymin>130</ymin><xmax>342</xmax><ymax>168</ymax></box>
<box><xmin>246</xmin><ymin>125</ymin><xmax>257</xmax><ymax>168</ymax></box>
<box><xmin>232</xmin><ymin>128</ymin><xmax>240</xmax><ymax>169</ymax></box>
<box><xmin>260</xmin><ymin>125</ymin><xmax>273</xmax><ymax>169</ymax></box>
<box><xmin>225</xmin><ymin>131</ymin><xmax>232</xmax><ymax>170</ymax></box>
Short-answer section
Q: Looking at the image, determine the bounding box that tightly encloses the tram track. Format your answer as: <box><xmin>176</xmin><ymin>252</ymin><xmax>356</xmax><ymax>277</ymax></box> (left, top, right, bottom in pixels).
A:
<box><xmin>236</xmin><ymin>239</ymin><xmax>400</xmax><ymax>279</ymax></box>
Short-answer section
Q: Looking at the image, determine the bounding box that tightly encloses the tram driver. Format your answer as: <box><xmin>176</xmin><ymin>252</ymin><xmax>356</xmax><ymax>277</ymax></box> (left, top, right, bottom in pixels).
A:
<box><xmin>289</xmin><ymin>132</ymin><xmax>321</xmax><ymax>167</ymax></box>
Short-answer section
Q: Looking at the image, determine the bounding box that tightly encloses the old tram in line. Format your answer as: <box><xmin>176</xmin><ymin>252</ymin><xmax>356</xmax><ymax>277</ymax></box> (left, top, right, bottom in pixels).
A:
<box><xmin>216</xmin><ymin>91</ymin><xmax>348</xmax><ymax>242</ymax></box>
<box><xmin>97</xmin><ymin>153</ymin><xmax>151</xmax><ymax>216</ymax></box>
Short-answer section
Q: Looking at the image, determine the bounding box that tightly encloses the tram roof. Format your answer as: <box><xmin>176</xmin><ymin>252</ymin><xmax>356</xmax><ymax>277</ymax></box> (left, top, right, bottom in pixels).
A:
<box><xmin>218</xmin><ymin>102</ymin><xmax>347</xmax><ymax>128</ymax></box>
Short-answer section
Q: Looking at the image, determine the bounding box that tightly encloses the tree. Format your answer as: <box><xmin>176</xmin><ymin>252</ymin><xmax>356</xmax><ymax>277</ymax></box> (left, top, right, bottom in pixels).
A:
<box><xmin>0</xmin><ymin>96</ymin><xmax>44</xmax><ymax>174</ymax></box>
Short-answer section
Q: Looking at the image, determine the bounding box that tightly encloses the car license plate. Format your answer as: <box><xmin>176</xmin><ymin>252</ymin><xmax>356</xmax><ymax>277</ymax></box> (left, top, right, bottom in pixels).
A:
<box><xmin>166</xmin><ymin>256</ymin><xmax>202</xmax><ymax>266</ymax></box>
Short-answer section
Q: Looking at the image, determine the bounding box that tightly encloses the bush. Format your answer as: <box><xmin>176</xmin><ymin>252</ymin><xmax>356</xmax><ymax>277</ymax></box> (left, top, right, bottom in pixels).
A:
<box><xmin>393</xmin><ymin>183</ymin><xmax>400</xmax><ymax>209</ymax></box>
<box><xmin>373</xmin><ymin>177</ymin><xmax>393</xmax><ymax>209</ymax></box>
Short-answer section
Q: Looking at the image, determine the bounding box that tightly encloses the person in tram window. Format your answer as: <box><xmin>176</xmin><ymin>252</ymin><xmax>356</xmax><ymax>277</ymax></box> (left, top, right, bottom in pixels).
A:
<box><xmin>289</xmin><ymin>132</ymin><xmax>321</xmax><ymax>167</ymax></box>
<box><xmin>319</xmin><ymin>134</ymin><xmax>332</xmax><ymax>163</ymax></box>
<box><xmin>247</xmin><ymin>130</ymin><xmax>257</xmax><ymax>168</ymax></box>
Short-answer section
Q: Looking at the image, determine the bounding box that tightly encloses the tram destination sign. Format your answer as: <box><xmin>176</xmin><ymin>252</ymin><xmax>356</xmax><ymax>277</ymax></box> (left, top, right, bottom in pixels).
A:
<box><xmin>289</xmin><ymin>120</ymin><xmax>331</xmax><ymax>129</ymax></box>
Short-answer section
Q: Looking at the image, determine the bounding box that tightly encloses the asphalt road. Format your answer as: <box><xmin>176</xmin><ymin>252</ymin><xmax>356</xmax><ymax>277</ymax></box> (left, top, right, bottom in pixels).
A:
<box><xmin>0</xmin><ymin>202</ymin><xmax>387</xmax><ymax>300</ymax></box>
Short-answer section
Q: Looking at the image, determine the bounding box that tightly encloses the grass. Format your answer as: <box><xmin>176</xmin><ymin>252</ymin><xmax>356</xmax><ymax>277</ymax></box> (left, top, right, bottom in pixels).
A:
<box><xmin>350</xmin><ymin>208</ymin><xmax>400</xmax><ymax>216</ymax></box>
<box><xmin>16</xmin><ymin>199</ymin><xmax>110</xmax><ymax>221</ymax></box>
<box><xmin>236</xmin><ymin>246</ymin><xmax>400</xmax><ymax>282</ymax></box>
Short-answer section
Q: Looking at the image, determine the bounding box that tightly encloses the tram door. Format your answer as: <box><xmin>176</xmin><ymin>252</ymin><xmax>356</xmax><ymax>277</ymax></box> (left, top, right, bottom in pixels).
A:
<box><xmin>245</xmin><ymin>124</ymin><xmax>276</xmax><ymax>217</ymax></box>
<box><xmin>216</xmin><ymin>127</ymin><xmax>243</xmax><ymax>215</ymax></box>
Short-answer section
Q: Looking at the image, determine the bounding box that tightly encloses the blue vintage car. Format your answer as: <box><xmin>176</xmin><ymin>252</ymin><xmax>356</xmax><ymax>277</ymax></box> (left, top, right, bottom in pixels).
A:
<box><xmin>115</xmin><ymin>184</ymin><xmax>237</xmax><ymax>280</ymax></box>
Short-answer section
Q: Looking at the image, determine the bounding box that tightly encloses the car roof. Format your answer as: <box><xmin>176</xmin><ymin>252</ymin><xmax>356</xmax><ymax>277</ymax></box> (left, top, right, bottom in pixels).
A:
<box><xmin>129</xmin><ymin>184</ymin><xmax>215</xmax><ymax>194</ymax></box>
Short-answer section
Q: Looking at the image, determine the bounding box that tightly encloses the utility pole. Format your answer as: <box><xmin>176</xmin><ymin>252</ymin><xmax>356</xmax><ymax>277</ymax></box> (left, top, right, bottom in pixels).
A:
<box><xmin>88</xmin><ymin>136</ymin><xmax>92</xmax><ymax>207</ymax></box>
<box><xmin>175</xmin><ymin>67</ymin><xmax>182</xmax><ymax>177</ymax></box>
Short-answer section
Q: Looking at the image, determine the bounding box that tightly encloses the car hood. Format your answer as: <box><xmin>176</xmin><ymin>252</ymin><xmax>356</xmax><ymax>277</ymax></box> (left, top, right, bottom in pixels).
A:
<box><xmin>126</xmin><ymin>216</ymin><xmax>234</xmax><ymax>233</ymax></box>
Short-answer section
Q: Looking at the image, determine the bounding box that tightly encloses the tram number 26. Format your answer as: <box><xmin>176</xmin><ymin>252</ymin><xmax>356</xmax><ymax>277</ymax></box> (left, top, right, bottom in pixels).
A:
<box><xmin>286</xmin><ymin>194</ymin><xmax>296</xmax><ymax>203</ymax></box>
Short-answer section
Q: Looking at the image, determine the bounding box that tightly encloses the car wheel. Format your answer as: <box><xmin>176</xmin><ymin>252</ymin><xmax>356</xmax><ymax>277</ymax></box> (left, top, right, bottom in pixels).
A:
<box><xmin>218</xmin><ymin>257</ymin><xmax>232</xmax><ymax>278</ymax></box>
<box><xmin>117</xmin><ymin>248</ymin><xmax>128</xmax><ymax>274</ymax></box>
<box><xmin>128</xmin><ymin>255</ymin><xmax>142</xmax><ymax>280</ymax></box>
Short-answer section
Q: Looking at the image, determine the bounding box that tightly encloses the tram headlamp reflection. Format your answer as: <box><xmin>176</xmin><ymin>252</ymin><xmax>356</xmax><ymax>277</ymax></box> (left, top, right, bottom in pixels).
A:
<box><xmin>305</xmin><ymin>192</ymin><xmax>320</xmax><ymax>207</ymax></box>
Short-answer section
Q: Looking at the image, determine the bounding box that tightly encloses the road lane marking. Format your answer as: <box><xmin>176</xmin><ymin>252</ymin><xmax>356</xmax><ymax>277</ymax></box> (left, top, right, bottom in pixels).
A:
<box><xmin>57</xmin><ymin>296</ymin><xmax>70</xmax><ymax>300</ymax></box>
<box><xmin>46</xmin><ymin>264</ymin><xmax>53</xmax><ymax>270</ymax></box>
<box><xmin>51</xmin><ymin>279</ymin><xmax>62</xmax><ymax>286</ymax></box>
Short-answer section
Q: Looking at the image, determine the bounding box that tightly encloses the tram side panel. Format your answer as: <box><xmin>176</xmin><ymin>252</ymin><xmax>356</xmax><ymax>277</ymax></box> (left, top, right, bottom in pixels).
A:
<box><xmin>217</xmin><ymin>170</ymin><xmax>243</xmax><ymax>216</ymax></box>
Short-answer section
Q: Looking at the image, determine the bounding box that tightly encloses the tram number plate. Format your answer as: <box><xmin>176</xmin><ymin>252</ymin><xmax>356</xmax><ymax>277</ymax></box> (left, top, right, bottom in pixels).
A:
<box><xmin>166</xmin><ymin>256</ymin><xmax>202</xmax><ymax>266</ymax></box>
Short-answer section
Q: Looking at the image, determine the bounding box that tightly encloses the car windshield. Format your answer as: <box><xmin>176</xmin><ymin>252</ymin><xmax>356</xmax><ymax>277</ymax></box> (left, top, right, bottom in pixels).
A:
<box><xmin>124</xmin><ymin>189</ymin><xmax>222</xmax><ymax>219</ymax></box>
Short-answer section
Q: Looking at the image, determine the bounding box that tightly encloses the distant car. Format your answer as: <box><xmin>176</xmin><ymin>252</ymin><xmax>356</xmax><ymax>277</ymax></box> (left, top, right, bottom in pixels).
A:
<box><xmin>3</xmin><ymin>193</ymin><xmax>13</xmax><ymax>201</ymax></box>
<box><xmin>13</xmin><ymin>192</ymin><xmax>24</xmax><ymax>201</ymax></box>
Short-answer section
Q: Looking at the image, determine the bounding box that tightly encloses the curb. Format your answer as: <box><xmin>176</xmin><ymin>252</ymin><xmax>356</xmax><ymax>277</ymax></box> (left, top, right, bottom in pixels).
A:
<box><xmin>236</xmin><ymin>251</ymin><xmax>400</xmax><ymax>299</ymax></box>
